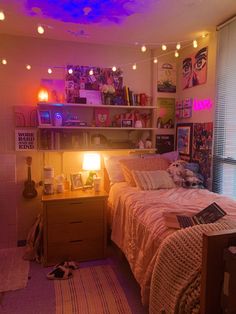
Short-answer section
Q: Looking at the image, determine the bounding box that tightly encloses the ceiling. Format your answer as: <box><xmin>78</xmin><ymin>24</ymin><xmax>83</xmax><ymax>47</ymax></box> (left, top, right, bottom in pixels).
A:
<box><xmin>0</xmin><ymin>0</ymin><xmax>236</xmax><ymax>50</ymax></box>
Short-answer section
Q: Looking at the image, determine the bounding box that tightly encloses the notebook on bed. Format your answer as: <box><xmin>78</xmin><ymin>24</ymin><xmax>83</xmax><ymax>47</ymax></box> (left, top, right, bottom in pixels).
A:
<box><xmin>164</xmin><ymin>202</ymin><xmax>226</xmax><ymax>229</ymax></box>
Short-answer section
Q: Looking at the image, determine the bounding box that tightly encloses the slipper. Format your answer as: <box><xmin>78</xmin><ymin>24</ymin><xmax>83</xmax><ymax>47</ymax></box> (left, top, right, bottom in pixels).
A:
<box><xmin>47</xmin><ymin>265</ymin><xmax>73</xmax><ymax>280</ymax></box>
<box><xmin>54</xmin><ymin>261</ymin><xmax>79</xmax><ymax>271</ymax></box>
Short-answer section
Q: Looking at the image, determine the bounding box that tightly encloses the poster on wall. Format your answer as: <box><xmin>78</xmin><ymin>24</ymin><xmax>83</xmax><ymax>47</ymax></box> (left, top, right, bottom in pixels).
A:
<box><xmin>157</xmin><ymin>98</ymin><xmax>175</xmax><ymax>128</ymax></box>
<box><xmin>65</xmin><ymin>65</ymin><xmax>123</xmax><ymax>103</ymax></box>
<box><xmin>182</xmin><ymin>46</ymin><xmax>208</xmax><ymax>90</ymax></box>
<box><xmin>175</xmin><ymin>123</ymin><xmax>193</xmax><ymax>160</ymax></box>
<box><xmin>192</xmin><ymin>122</ymin><xmax>213</xmax><ymax>187</ymax></box>
<box><xmin>15</xmin><ymin>129</ymin><xmax>37</xmax><ymax>151</ymax></box>
<box><xmin>156</xmin><ymin>134</ymin><xmax>174</xmax><ymax>153</ymax></box>
<box><xmin>157</xmin><ymin>62</ymin><xmax>176</xmax><ymax>93</ymax></box>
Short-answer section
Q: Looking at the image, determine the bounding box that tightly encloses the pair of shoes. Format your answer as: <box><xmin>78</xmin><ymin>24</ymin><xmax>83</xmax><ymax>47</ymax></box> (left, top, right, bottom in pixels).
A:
<box><xmin>46</xmin><ymin>260</ymin><xmax>79</xmax><ymax>280</ymax></box>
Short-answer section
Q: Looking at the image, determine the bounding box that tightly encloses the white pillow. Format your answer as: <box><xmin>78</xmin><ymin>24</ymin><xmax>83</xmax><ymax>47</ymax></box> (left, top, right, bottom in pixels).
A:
<box><xmin>132</xmin><ymin>170</ymin><xmax>176</xmax><ymax>190</ymax></box>
<box><xmin>104</xmin><ymin>155</ymin><xmax>139</xmax><ymax>184</ymax></box>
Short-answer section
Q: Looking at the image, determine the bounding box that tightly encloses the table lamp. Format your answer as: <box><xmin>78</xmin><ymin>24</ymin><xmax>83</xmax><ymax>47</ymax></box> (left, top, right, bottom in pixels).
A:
<box><xmin>82</xmin><ymin>153</ymin><xmax>101</xmax><ymax>186</ymax></box>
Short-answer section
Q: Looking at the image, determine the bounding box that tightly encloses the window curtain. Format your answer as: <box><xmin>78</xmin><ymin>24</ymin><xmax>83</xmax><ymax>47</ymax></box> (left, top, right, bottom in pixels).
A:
<box><xmin>213</xmin><ymin>17</ymin><xmax>236</xmax><ymax>198</ymax></box>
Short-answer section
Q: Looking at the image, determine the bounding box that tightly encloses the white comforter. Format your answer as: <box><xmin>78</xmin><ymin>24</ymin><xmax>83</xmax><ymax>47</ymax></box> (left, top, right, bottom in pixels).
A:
<box><xmin>108</xmin><ymin>183</ymin><xmax>236</xmax><ymax>305</ymax></box>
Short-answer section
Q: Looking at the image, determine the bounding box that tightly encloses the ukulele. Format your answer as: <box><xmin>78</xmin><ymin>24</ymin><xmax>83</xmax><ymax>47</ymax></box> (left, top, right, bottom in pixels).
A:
<box><xmin>22</xmin><ymin>156</ymin><xmax>37</xmax><ymax>199</ymax></box>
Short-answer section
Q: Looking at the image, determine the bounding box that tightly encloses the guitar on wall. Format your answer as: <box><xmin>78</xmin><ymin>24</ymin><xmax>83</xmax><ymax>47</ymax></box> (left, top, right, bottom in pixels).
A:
<box><xmin>22</xmin><ymin>156</ymin><xmax>38</xmax><ymax>199</ymax></box>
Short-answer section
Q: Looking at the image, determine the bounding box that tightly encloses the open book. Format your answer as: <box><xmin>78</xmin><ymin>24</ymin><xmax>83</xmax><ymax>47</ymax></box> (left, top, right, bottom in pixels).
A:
<box><xmin>164</xmin><ymin>202</ymin><xmax>227</xmax><ymax>229</ymax></box>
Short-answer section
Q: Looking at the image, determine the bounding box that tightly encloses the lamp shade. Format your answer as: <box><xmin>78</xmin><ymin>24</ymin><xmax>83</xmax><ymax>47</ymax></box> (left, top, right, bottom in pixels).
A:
<box><xmin>82</xmin><ymin>153</ymin><xmax>101</xmax><ymax>171</ymax></box>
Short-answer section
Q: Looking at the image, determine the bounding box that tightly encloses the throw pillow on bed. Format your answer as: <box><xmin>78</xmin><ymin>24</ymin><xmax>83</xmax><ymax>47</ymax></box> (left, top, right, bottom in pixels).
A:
<box><xmin>119</xmin><ymin>157</ymin><xmax>170</xmax><ymax>186</ymax></box>
<box><xmin>132</xmin><ymin>170</ymin><xmax>176</xmax><ymax>190</ymax></box>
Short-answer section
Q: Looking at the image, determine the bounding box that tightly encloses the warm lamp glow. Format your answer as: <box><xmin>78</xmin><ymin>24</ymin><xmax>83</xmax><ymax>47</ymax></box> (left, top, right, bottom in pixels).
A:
<box><xmin>82</xmin><ymin>153</ymin><xmax>101</xmax><ymax>171</ymax></box>
<box><xmin>38</xmin><ymin>89</ymin><xmax>49</xmax><ymax>102</ymax></box>
<box><xmin>0</xmin><ymin>11</ymin><xmax>5</xmax><ymax>21</ymax></box>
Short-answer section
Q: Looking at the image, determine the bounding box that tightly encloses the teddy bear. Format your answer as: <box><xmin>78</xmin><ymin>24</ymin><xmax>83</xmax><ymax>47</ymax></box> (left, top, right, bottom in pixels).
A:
<box><xmin>167</xmin><ymin>160</ymin><xmax>187</xmax><ymax>186</ymax></box>
<box><xmin>183</xmin><ymin>166</ymin><xmax>204</xmax><ymax>189</ymax></box>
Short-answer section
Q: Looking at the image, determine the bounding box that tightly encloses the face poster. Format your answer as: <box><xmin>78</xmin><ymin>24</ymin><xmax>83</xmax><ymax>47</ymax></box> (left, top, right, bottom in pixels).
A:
<box><xmin>182</xmin><ymin>47</ymin><xmax>208</xmax><ymax>89</ymax></box>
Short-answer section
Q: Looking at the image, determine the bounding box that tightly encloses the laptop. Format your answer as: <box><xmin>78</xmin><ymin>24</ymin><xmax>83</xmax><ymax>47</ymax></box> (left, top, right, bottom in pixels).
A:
<box><xmin>164</xmin><ymin>202</ymin><xmax>227</xmax><ymax>229</ymax></box>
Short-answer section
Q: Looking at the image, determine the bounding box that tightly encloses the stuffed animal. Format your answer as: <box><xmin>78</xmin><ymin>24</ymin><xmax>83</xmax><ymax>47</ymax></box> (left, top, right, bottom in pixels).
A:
<box><xmin>167</xmin><ymin>160</ymin><xmax>187</xmax><ymax>186</ymax></box>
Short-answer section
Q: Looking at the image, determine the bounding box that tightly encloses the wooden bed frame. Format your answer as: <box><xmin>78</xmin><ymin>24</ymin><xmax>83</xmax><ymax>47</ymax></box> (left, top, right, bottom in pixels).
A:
<box><xmin>104</xmin><ymin>168</ymin><xmax>236</xmax><ymax>312</ymax></box>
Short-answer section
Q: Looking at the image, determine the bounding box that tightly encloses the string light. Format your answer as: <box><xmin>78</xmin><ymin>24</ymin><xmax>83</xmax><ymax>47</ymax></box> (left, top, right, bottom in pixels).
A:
<box><xmin>37</xmin><ymin>25</ymin><xmax>45</xmax><ymax>34</ymax></box>
<box><xmin>112</xmin><ymin>66</ymin><xmax>117</xmax><ymax>72</ymax></box>
<box><xmin>26</xmin><ymin>64</ymin><xmax>31</xmax><ymax>70</ymax></box>
<box><xmin>193</xmin><ymin>39</ymin><xmax>198</xmax><ymax>48</ymax></box>
<box><xmin>153</xmin><ymin>57</ymin><xmax>158</xmax><ymax>64</ymax></box>
<box><xmin>141</xmin><ymin>45</ymin><xmax>147</xmax><ymax>52</ymax></box>
<box><xmin>174</xmin><ymin>50</ymin><xmax>179</xmax><ymax>58</ymax></box>
<box><xmin>176</xmin><ymin>42</ymin><xmax>181</xmax><ymax>50</ymax></box>
<box><xmin>48</xmin><ymin>68</ymin><xmax>52</xmax><ymax>74</ymax></box>
<box><xmin>89</xmin><ymin>69</ymin><xmax>94</xmax><ymax>75</ymax></box>
<box><xmin>132</xmin><ymin>63</ymin><xmax>137</xmax><ymax>70</ymax></box>
<box><xmin>1</xmin><ymin>59</ymin><xmax>7</xmax><ymax>65</ymax></box>
<box><xmin>161</xmin><ymin>44</ymin><xmax>167</xmax><ymax>51</ymax></box>
<box><xmin>68</xmin><ymin>68</ymin><xmax>73</xmax><ymax>74</ymax></box>
<box><xmin>0</xmin><ymin>11</ymin><xmax>5</xmax><ymax>21</ymax></box>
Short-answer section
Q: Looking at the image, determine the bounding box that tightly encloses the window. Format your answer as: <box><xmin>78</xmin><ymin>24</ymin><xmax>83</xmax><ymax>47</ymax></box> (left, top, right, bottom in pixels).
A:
<box><xmin>213</xmin><ymin>17</ymin><xmax>236</xmax><ymax>198</ymax></box>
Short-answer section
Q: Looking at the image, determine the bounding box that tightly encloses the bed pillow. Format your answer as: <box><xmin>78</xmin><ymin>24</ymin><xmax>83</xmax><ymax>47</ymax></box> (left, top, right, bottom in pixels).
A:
<box><xmin>132</xmin><ymin>170</ymin><xmax>176</xmax><ymax>190</ymax></box>
<box><xmin>104</xmin><ymin>154</ymin><xmax>139</xmax><ymax>184</ymax></box>
<box><xmin>120</xmin><ymin>157</ymin><xmax>170</xmax><ymax>186</ymax></box>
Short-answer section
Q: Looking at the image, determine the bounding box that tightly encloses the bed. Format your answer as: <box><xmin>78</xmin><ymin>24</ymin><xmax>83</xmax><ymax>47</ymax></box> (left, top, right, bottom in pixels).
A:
<box><xmin>104</xmin><ymin>153</ymin><xmax>236</xmax><ymax>313</ymax></box>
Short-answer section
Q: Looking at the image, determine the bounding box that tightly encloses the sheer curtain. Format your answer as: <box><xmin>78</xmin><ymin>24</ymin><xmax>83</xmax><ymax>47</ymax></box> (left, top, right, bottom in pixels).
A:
<box><xmin>213</xmin><ymin>17</ymin><xmax>236</xmax><ymax>198</ymax></box>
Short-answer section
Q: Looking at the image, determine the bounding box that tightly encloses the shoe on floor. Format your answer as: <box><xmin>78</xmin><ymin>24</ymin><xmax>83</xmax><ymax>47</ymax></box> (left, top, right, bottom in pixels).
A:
<box><xmin>47</xmin><ymin>265</ymin><xmax>73</xmax><ymax>280</ymax></box>
<box><xmin>55</xmin><ymin>261</ymin><xmax>79</xmax><ymax>270</ymax></box>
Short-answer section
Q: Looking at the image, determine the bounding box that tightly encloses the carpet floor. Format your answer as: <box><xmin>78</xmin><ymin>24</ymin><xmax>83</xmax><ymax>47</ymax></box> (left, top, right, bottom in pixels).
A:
<box><xmin>0</xmin><ymin>243</ymin><xmax>148</xmax><ymax>314</ymax></box>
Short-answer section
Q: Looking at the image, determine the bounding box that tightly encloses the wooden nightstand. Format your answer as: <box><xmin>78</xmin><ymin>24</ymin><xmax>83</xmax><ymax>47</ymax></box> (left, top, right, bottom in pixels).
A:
<box><xmin>42</xmin><ymin>189</ymin><xmax>108</xmax><ymax>266</ymax></box>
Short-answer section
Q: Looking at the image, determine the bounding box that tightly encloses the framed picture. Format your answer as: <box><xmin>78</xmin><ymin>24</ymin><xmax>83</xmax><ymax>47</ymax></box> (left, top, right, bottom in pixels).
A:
<box><xmin>70</xmin><ymin>173</ymin><xmax>83</xmax><ymax>190</ymax></box>
<box><xmin>176</xmin><ymin>123</ymin><xmax>193</xmax><ymax>158</ymax></box>
<box><xmin>37</xmin><ymin>109</ymin><xmax>52</xmax><ymax>126</ymax></box>
<box><xmin>94</xmin><ymin>108</ymin><xmax>110</xmax><ymax>127</ymax></box>
<box><xmin>121</xmin><ymin>119</ymin><xmax>133</xmax><ymax>127</ymax></box>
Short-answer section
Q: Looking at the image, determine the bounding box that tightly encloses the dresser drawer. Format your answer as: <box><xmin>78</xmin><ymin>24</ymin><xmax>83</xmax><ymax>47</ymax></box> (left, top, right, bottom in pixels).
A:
<box><xmin>47</xmin><ymin>238</ymin><xmax>104</xmax><ymax>265</ymax></box>
<box><xmin>46</xmin><ymin>198</ymin><xmax>104</xmax><ymax>224</ymax></box>
<box><xmin>47</xmin><ymin>221</ymin><xmax>104</xmax><ymax>244</ymax></box>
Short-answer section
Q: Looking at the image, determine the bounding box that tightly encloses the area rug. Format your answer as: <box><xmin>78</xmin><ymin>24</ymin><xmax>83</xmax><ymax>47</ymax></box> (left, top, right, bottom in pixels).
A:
<box><xmin>0</xmin><ymin>247</ymin><xmax>29</xmax><ymax>292</ymax></box>
<box><xmin>54</xmin><ymin>264</ymin><xmax>132</xmax><ymax>314</ymax></box>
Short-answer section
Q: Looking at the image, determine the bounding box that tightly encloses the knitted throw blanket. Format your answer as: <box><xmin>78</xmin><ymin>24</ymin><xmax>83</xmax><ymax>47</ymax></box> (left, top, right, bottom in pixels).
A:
<box><xmin>149</xmin><ymin>220</ymin><xmax>236</xmax><ymax>314</ymax></box>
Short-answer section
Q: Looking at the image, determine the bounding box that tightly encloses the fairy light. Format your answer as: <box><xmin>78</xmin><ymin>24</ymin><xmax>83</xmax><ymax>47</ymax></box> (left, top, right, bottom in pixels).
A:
<box><xmin>132</xmin><ymin>63</ymin><xmax>137</xmax><ymax>70</ymax></box>
<box><xmin>48</xmin><ymin>68</ymin><xmax>52</xmax><ymax>74</ymax></box>
<box><xmin>0</xmin><ymin>11</ymin><xmax>5</xmax><ymax>21</ymax></box>
<box><xmin>37</xmin><ymin>25</ymin><xmax>45</xmax><ymax>34</ymax></box>
<box><xmin>89</xmin><ymin>69</ymin><xmax>93</xmax><ymax>75</ymax></box>
<box><xmin>174</xmin><ymin>50</ymin><xmax>179</xmax><ymax>58</ymax></box>
<box><xmin>153</xmin><ymin>57</ymin><xmax>158</xmax><ymax>64</ymax></box>
<box><xmin>112</xmin><ymin>66</ymin><xmax>117</xmax><ymax>72</ymax></box>
<box><xmin>176</xmin><ymin>42</ymin><xmax>181</xmax><ymax>50</ymax></box>
<box><xmin>141</xmin><ymin>45</ymin><xmax>147</xmax><ymax>52</ymax></box>
<box><xmin>68</xmin><ymin>68</ymin><xmax>73</xmax><ymax>74</ymax></box>
<box><xmin>26</xmin><ymin>64</ymin><xmax>31</xmax><ymax>70</ymax></box>
<box><xmin>2</xmin><ymin>59</ymin><xmax>7</xmax><ymax>65</ymax></box>
<box><xmin>161</xmin><ymin>44</ymin><xmax>167</xmax><ymax>51</ymax></box>
<box><xmin>193</xmin><ymin>39</ymin><xmax>198</xmax><ymax>48</ymax></box>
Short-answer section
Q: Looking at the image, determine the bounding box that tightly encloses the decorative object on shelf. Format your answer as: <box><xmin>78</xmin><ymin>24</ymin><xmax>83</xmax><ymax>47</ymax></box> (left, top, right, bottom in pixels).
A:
<box><xmin>15</xmin><ymin>129</ymin><xmax>37</xmax><ymax>151</ymax></box>
<box><xmin>82</xmin><ymin>153</ymin><xmax>101</xmax><ymax>186</ymax></box>
<box><xmin>40</xmin><ymin>79</ymin><xmax>65</xmax><ymax>102</ymax></box>
<box><xmin>122</xmin><ymin>119</ymin><xmax>133</xmax><ymax>127</ymax></box>
<box><xmin>100</xmin><ymin>84</ymin><xmax>116</xmax><ymax>105</ymax></box>
<box><xmin>176</xmin><ymin>123</ymin><xmax>193</xmax><ymax>160</ymax></box>
<box><xmin>70</xmin><ymin>173</ymin><xmax>83</xmax><ymax>190</ymax></box>
<box><xmin>156</xmin><ymin>134</ymin><xmax>174</xmax><ymax>153</ymax></box>
<box><xmin>182</xmin><ymin>47</ymin><xmax>208</xmax><ymax>90</ymax></box>
<box><xmin>157</xmin><ymin>62</ymin><xmax>176</xmax><ymax>93</ymax></box>
<box><xmin>79</xmin><ymin>90</ymin><xmax>101</xmax><ymax>105</ymax></box>
<box><xmin>53</xmin><ymin>112</ymin><xmax>63</xmax><ymax>126</ymax></box>
<box><xmin>38</xmin><ymin>89</ymin><xmax>49</xmax><ymax>102</ymax></box>
<box><xmin>176</xmin><ymin>98</ymin><xmax>192</xmax><ymax>119</ymax></box>
<box><xmin>37</xmin><ymin>109</ymin><xmax>52</xmax><ymax>126</ymax></box>
<box><xmin>134</xmin><ymin>120</ymin><xmax>142</xmax><ymax>128</ymax></box>
<box><xmin>157</xmin><ymin>98</ymin><xmax>175</xmax><ymax>128</ymax></box>
<box><xmin>43</xmin><ymin>166</ymin><xmax>54</xmax><ymax>195</ymax></box>
<box><xmin>94</xmin><ymin>108</ymin><xmax>110</xmax><ymax>127</ymax></box>
<box><xmin>145</xmin><ymin>138</ymin><xmax>152</xmax><ymax>149</ymax></box>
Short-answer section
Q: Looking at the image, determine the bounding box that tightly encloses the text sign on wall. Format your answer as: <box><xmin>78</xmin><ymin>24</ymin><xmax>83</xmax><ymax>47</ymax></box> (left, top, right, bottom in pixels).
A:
<box><xmin>15</xmin><ymin>129</ymin><xmax>37</xmax><ymax>151</ymax></box>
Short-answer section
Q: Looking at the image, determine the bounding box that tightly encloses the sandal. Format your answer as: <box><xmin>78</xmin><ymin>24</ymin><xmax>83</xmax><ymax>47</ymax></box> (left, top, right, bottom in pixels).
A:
<box><xmin>47</xmin><ymin>265</ymin><xmax>73</xmax><ymax>280</ymax></box>
<box><xmin>54</xmin><ymin>261</ymin><xmax>79</xmax><ymax>271</ymax></box>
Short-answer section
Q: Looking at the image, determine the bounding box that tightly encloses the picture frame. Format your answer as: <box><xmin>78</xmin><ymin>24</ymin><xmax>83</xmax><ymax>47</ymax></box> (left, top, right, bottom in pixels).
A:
<box><xmin>176</xmin><ymin>123</ymin><xmax>193</xmax><ymax>159</ymax></box>
<box><xmin>37</xmin><ymin>109</ymin><xmax>52</xmax><ymax>126</ymax></box>
<box><xmin>121</xmin><ymin>119</ymin><xmax>133</xmax><ymax>128</ymax></box>
<box><xmin>70</xmin><ymin>173</ymin><xmax>83</xmax><ymax>190</ymax></box>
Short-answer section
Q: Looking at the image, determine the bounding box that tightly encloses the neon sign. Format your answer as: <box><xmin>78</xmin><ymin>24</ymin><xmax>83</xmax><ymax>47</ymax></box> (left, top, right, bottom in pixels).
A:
<box><xmin>193</xmin><ymin>98</ymin><xmax>213</xmax><ymax>111</ymax></box>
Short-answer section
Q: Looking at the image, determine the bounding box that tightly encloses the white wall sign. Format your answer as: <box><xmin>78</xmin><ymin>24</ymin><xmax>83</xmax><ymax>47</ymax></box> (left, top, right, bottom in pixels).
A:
<box><xmin>15</xmin><ymin>129</ymin><xmax>37</xmax><ymax>151</ymax></box>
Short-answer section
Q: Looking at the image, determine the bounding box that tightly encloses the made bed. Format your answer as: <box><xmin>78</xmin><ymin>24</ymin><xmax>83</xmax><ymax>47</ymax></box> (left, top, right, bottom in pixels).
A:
<box><xmin>104</xmin><ymin>153</ymin><xmax>236</xmax><ymax>314</ymax></box>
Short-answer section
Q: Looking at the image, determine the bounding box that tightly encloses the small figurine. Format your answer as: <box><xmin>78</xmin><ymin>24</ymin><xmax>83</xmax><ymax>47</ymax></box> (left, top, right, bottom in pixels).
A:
<box><xmin>145</xmin><ymin>139</ymin><xmax>152</xmax><ymax>149</ymax></box>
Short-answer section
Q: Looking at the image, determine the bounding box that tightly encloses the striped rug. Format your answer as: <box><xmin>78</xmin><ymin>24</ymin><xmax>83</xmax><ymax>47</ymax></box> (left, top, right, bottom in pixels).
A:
<box><xmin>54</xmin><ymin>265</ymin><xmax>132</xmax><ymax>314</ymax></box>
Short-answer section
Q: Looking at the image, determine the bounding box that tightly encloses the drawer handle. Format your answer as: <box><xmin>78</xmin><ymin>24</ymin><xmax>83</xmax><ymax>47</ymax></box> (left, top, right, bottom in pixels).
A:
<box><xmin>69</xmin><ymin>221</ymin><xmax>83</xmax><ymax>224</ymax></box>
<box><xmin>70</xmin><ymin>202</ymin><xmax>83</xmax><ymax>205</ymax></box>
<box><xmin>70</xmin><ymin>240</ymin><xmax>83</xmax><ymax>243</ymax></box>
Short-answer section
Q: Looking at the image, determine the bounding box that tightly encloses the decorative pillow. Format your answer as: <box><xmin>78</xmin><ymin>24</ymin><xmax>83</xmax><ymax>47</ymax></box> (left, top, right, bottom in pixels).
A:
<box><xmin>104</xmin><ymin>154</ymin><xmax>139</xmax><ymax>184</ymax></box>
<box><xmin>132</xmin><ymin>170</ymin><xmax>176</xmax><ymax>190</ymax></box>
<box><xmin>161</xmin><ymin>151</ymin><xmax>179</xmax><ymax>163</ymax></box>
<box><xmin>120</xmin><ymin>157</ymin><xmax>170</xmax><ymax>186</ymax></box>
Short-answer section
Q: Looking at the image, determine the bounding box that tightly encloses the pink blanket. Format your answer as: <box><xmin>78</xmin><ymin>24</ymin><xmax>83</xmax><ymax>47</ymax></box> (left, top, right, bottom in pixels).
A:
<box><xmin>108</xmin><ymin>183</ymin><xmax>236</xmax><ymax>305</ymax></box>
